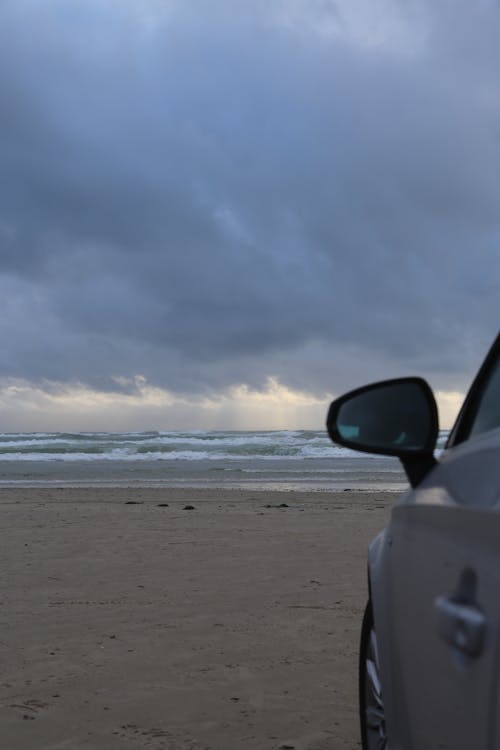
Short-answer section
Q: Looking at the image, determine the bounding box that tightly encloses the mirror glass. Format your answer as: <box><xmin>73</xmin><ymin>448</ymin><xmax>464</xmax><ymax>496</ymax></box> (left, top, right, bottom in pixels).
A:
<box><xmin>336</xmin><ymin>381</ymin><xmax>433</xmax><ymax>452</ymax></box>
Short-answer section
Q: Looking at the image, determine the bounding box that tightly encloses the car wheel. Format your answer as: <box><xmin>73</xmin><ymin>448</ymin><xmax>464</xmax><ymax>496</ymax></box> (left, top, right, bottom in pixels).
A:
<box><xmin>359</xmin><ymin>601</ymin><xmax>388</xmax><ymax>750</ymax></box>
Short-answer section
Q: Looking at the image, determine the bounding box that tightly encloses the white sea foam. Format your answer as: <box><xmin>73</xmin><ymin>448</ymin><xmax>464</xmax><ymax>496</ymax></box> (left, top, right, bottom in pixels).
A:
<box><xmin>0</xmin><ymin>429</ymin><xmax>451</xmax><ymax>462</ymax></box>
<box><xmin>0</xmin><ymin>446</ymin><xmax>361</xmax><ymax>461</ymax></box>
<box><xmin>0</xmin><ymin>430</ymin><xmax>418</xmax><ymax>490</ymax></box>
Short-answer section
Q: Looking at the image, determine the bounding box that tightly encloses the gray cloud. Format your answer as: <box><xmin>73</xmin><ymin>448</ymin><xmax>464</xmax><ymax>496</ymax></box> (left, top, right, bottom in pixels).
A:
<box><xmin>0</xmin><ymin>0</ymin><xmax>499</xmax><ymax>406</ymax></box>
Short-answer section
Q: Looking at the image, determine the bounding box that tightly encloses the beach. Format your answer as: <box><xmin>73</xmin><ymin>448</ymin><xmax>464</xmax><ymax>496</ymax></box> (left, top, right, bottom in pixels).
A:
<box><xmin>0</xmin><ymin>486</ymin><xmax>395</xmax><ymax>750</ymax></box>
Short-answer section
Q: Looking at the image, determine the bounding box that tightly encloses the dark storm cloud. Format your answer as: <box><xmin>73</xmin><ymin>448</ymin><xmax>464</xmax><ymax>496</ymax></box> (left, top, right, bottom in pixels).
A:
<box><xmin>1</xmin><ymin>0</ymin><xmax>499</xmax><ymax>400</ymax></box>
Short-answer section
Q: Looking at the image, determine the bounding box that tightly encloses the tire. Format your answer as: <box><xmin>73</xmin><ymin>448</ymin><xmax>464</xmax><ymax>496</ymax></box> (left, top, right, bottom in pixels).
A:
<box><xmin>359</xmin><ymin>601</ymin><xmax>388</xmax><ymax>750</ymax></box>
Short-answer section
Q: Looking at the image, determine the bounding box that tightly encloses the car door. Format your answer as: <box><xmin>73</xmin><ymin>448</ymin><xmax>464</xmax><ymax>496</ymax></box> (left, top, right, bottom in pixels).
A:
<box><xmin>379</xmin><ymin>337</ymin><xmax>500</xmax><ymax>750</ymax></box>
<box><xmin>386</xmin><ymin>490</ymin><xmax>500</xmax><ymax>749</ymax></box>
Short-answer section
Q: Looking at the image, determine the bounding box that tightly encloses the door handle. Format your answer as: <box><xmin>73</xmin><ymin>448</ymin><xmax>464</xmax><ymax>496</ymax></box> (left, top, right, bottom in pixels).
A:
<box><xmin>435</xmin><ymin>596</ymin><xmax>485</xmax><ymax>658</ymax></box>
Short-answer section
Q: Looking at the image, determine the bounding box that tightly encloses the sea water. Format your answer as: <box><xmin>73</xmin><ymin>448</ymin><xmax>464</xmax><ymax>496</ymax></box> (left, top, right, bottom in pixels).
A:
<box><xmin>0</xmin><ymin>430</ymin><xmax>449</xmax><ymax>491</ymax></box>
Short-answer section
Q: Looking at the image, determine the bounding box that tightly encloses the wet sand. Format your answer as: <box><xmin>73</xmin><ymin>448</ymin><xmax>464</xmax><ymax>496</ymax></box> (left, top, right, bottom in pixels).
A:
<box><xmin>0</xmin><ymin>487</ymin><xmax>395</xmax><ymax>750</ymax></box>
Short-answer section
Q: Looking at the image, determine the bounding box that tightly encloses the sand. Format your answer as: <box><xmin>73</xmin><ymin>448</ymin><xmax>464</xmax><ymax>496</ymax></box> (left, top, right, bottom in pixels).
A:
<box><xmin>0</xmin><ymin>487</ymin><xmax>395</xmax><ymax>750</ymax></box>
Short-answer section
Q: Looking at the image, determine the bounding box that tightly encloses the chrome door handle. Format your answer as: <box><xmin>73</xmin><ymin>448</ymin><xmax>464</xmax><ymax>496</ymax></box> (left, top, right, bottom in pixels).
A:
<box><xmin>435</xmin><ymin>596</ymin><xmax>485</xmax><ymax>658</ymax></box>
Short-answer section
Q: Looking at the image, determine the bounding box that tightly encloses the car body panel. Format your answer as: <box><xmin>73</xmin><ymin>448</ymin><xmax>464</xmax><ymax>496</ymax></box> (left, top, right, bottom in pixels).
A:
<box><xmin>430</xmin><ymin>427</ymin><xmax>500</xmax><ymax>509</ymax></box>
<box><xmin>383</xmin><ymin>504</ymin><xmax>500</xmax><ymax>749</ymax></box>
<box><xmin>369</xmin><ymin>426</ymin><xmax>500</xmax><ymax>749</ymax></box>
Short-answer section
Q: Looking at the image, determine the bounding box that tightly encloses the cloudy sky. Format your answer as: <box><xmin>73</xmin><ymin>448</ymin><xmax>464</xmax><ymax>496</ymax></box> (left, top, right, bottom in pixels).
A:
<box><xmin>0</xmin><ymin>0</ymin><xmax>499</xmax><ymax>431</ymax></box>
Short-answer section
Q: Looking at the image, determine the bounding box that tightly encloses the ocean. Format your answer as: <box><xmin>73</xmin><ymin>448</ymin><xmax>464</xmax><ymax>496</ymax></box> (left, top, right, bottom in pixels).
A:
<box><xmin>0</xmin><ymin>430</ymin><xmax>450</xmax><ymax>491</ymax></box>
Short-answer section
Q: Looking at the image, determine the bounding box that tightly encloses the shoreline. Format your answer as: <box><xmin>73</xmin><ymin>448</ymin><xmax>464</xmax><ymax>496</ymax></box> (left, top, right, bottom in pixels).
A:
<box><xmin>0</xmin><ymin>448</ymin><xmax>408</xmax><ymax>494</ymax></box>
<box><xmin>0</xmin><ymin>482</ymin><xmax>405</xmax><ymax>492</ymax></box>
<box><xmin>1</xmin><ymin>487</ymin><xmax>395</xmax><ymax>749</ymax></box>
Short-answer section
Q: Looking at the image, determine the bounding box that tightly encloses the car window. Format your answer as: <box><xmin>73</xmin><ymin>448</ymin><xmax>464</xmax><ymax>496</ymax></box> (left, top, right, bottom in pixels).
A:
<box><xmin>468</xmin><ymin>354</ymin><xmax>500</xmax><ymax>439</ymax></box>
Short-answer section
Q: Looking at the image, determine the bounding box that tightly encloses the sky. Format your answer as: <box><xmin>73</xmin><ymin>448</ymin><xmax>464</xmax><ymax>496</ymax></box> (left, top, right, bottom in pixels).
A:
<box><xmin>0</xmin><ymin>0</ymin><xmax>499</xmax><ymax>431</ymax></box>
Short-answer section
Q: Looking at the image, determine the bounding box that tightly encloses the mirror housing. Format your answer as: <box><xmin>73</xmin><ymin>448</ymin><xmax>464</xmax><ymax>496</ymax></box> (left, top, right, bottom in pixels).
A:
<box><xmin>326</xmin><ymin>377</ymin><xmax>439</xmax><ymax>487</ymax></box>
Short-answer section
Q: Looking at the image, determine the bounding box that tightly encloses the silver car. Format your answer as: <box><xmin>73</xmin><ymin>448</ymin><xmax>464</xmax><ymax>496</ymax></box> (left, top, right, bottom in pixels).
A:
<box><xmin>326</xmin><ymin>331</ymin><xmax>500</xmax><ymax>750</ymax></box>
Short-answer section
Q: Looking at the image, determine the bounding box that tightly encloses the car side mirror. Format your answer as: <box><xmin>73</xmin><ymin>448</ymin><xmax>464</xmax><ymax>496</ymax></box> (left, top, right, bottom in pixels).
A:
<box><xmin>326</xmin><ymin>377</ymin><xmax>439</xmax><ymax>487</ymax></box>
